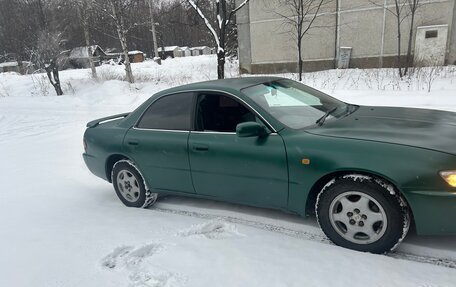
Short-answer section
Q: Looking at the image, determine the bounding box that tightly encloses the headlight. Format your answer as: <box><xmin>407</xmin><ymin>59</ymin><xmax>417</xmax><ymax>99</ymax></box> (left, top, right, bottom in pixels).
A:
<box><xmin>440</xmin><ymin>171</ymin><xmax>456</xmax><ymax>187</ymax></box>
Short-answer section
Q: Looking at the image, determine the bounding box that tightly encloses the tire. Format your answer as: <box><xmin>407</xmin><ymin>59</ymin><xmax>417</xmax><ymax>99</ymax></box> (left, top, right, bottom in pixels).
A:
<box><xmin>112</xmin><ymin>160</ymin><xmax>157</xmax><ymax>208</ymax></box>
<box><xmin>316</xmin><ymin>175</ymin><xmax>410</xmax><ymax>254</ymax></box>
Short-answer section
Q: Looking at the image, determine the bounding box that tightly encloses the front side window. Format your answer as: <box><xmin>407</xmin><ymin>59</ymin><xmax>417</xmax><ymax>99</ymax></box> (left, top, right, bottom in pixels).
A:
<box><xmin>242</xmin><ymin>79</ymin><xmax>350</xmax><ymax>129</ymax></box>
<box><xmin>137</xmin><ymin>93</ymin><xmax>193</xmax><ymax>130</ymax></box>
<box><xmin>195</xmin><ymin>93</ymin><xmax>260</xmax><ymax>132</ymax></box>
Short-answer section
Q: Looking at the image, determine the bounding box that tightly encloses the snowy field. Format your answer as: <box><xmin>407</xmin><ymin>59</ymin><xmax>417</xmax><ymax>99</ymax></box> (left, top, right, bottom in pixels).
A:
<box><xmin>1</xmin><ymin>55</ymin><xmax>456</xmax><ymax>287</ymax></box>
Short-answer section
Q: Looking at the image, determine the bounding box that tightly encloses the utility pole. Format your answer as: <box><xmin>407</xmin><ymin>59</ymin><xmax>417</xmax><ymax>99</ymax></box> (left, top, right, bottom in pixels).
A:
<box><xmin>147</xmin><ymin>0</ymin><xmax>161</xmax><ymax>64</ymax></box>
<box><xmin>334</xmin><ymin>0</ymin><xmax>340</xmax><ymax>69</ymax></box>
<box><xmin>379</xmin><ymin>0</ymin><xmax>387</xmax><ymax>68</ymax></box>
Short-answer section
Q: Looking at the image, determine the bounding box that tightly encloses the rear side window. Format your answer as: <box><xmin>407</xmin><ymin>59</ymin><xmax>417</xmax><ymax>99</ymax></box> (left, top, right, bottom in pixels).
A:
<box><xmin>137</xmin><ymin>93</ymin><xmax>193</xmax><ymax>130</ymax></box>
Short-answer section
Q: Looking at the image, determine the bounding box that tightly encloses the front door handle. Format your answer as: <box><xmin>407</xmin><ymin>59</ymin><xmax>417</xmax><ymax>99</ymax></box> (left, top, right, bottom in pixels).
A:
<box><xmin>127</xmin><ymin>140</ymin><xmax>139</xmax><ymax>146</ymax></box>
<box><xmin>192</xmin><ymin>144</ymin><xmax>209</xmax><ymax>151</ymax></box>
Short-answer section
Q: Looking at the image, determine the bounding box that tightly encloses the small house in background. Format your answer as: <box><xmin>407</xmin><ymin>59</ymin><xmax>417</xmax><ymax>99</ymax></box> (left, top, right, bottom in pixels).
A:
<box><xmin>0</xmin><ymin>61</ymin><xmax>33</xmax><ymax>74</ymax></box>
<box><xmin>190</xmin><ymin>47</ymin><xmax>200</xmax><ymax>56</ymax></box>
<box><xmin>68</xmin><ymin>45</ymin><xmax>106</xmax><ymax>69</ymax></box>
<box><xmin>104</xmin><ymin>52</ymin><xmax>123</xmax><ymax>64</ymax></box>
<box><xmin>200</xmin><ymin>46</ymin><xmax>212</xmax><ymax>55</ymax></box>
<box><xmin>191</xmin><ymin>46</ymin><xmax>211</xmax><ymax>56</ymax></box>
<box><xmin>128</xmin><ymin>50</ymin><xmax>145</xmax><ymax>63</ymax></box>
<box><xmin>103</xmin><ymin>50</ymin><xmax>145</xmax><ymax>65</ymax></box>
<box><xmin>178</xmin><ymin>46</ymin><xmax>192</xmax><ymax>57</ymax></box>
<box><xmin>158</xmin><ymin>46</ymin><xmax>181</xmax><ymax>59</ymax></box>
<box><xmin>210</xmin><ymin>47</ymin><xmax>217</xmax><ymax>54</ymax></box>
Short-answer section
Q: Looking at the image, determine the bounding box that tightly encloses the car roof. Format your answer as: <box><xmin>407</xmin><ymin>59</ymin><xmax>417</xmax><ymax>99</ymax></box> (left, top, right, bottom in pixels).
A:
<box><xmin>155</xmin><ymin>76</ymin><xmax>286</xmax><ymax>96</ymax></box>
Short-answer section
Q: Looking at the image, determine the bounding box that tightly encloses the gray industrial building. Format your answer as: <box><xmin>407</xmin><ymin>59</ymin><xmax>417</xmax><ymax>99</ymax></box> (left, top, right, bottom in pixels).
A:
<box><xmin>236</xmin><ymin>0</ymin><xmax>456</xmax><ymax>74</ymax></box>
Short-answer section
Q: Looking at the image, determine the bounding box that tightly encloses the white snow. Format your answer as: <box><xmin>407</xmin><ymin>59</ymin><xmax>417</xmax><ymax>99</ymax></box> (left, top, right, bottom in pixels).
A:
<box><xmin>177</xmin><ymin>220</ymin><xmax>244</xmax><ymax>240</ymax></box>
<box><xmin>1</xmin><ymin>55</ymin><xmax>456</xmax><ymax>286</ymax></box>
<box><xmin>342</xmin><ymin>174</ymin><xmax>372</xmax><ymax>182</ymax></box>
<box><xmin>69</xmin><ymin>45</ymin><xmax>103</xmax><ymax>58</ymax></box>
<box><xmin>0</xmin><ymin>61</ymin><xmax>32</xmax><ymax>68</ymax></box>
<box><xmin>158</xmin><ymin>46</ymin><xmax>180</xmax><ymax>52</ymax></box>
<box><xmin>128</xmin><ymin>50</ymin><xmax>144</xmax><ymax>55</ymax></box>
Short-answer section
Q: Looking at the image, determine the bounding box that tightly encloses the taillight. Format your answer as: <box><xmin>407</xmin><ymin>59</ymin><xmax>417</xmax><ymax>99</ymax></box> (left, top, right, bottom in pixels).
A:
<box><xmin>83</xmin><ymin>139</ymin><xmax>87</xmax><ymax>151</ymax></box>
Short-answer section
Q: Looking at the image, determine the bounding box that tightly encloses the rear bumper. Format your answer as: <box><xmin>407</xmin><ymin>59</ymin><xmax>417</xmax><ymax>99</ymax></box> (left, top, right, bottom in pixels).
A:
<box><xmin>404</xmin><ymin>190</ymin><xmax>456</xmax><ymax>235</ymax></box>
<box><xmin>83</xmin><ymin>153</ymin><xmax>108</xmax><ymax>181</ymax></box>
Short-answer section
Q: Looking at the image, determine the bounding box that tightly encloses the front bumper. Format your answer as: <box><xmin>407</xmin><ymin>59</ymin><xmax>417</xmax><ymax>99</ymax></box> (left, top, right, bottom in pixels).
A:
<box><xmin>404</xmin><ymin>190</ymin><xmax>456</xmax><ymax>235</ymax></box>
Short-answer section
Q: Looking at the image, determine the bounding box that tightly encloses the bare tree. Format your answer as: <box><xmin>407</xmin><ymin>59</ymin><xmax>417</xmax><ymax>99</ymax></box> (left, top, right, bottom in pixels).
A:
<box><xmin>371</xmin><ymin>0</ymin><xmax>421</xmax><ymax>78</ymax></box>
<box><xmin>154</xmin><ymin>1</ymin><xmax>215</xmax><ymax>49</ymax></box>
<box><xmin>36</xmin><ymin>30</ymin><xmax>64</xmax><ymax>95</ymax></box>
<box><xmin>185</xmin><ymin>0</ymin><xmax>249</xmax><ymax>79</ymax></box>
<box><xmin>146</xmin><ymin>0</ymin><xmax>160</xmax><ymax>64</ymax></box>
<box><xmin>77</xmin><ymin>0</ymin><xmax>98</xmax><ymax>80</ymax></box>
<box><xmin>0</xmin><ymin>0</ymin><xmax>217</xmax><ymax>70</ymax></box>
<box><xmin>94</xmin><ymin>0</ymin><xmax>137</xmax><ymax>83</ymax></box>
<box><xmin>404</xmin><ymin>0</ymin><xmax>420</xmax><ymax>76</ymax></box>
<box><xmin>390</xmin><ymin>0</ymin><xmax>408</xmax><ymax>78</ymax></box>
<box><xmin>110</xmin><ymin>0</ymin><xmax>134</xmax><ymax>83</ymax></box>
<box><xmin>0</xmin><ymin>0</ymin><xmax>43</xmax><ymax>74</ymax></box>
<box><xmin>275</xmin><ymin>0</ymin><xmax>327</xmax><ymax>81</ymax></box>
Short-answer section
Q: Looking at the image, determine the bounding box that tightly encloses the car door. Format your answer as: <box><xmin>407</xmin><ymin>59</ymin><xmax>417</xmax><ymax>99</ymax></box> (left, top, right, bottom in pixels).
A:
<box><xmin>124</xmin><ymin>92</ymin><xmax>195</xmax><ymax>194</ymax></box>
<box><xmin>188</xmin><ymin>92</ymin><xmax>288</xmax><ymax>208</ymax></box>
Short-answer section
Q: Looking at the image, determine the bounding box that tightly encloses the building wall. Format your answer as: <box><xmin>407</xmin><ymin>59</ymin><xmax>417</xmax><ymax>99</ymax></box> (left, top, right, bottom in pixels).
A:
<box><xmin>449</xmin><ymin>0</ymin><xmax>456</xmax><ymax>63</ymax></box>
<box><xmin>238</xmin><ymin>0</ymin><xmax>456</xmax><ymax>74</ymax></box>
<box><xmin>414</xmin><ymin>24</ymin><xmax>450</xmax><ymax>65</ymax></box>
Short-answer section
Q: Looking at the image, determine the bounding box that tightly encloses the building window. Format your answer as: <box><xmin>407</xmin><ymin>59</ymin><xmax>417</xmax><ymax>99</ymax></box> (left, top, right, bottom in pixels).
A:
<box><xmin>425</xmin><ymin>30</ymin><xmax>438</xmax><ymax>39</ymax></box>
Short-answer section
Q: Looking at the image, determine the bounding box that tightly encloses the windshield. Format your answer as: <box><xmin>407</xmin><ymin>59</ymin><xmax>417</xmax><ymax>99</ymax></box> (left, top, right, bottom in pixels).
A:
<box><xmin>241</xmin><ymin>79</ymin><xmax>350</xmax><ymax>129</ymax></box>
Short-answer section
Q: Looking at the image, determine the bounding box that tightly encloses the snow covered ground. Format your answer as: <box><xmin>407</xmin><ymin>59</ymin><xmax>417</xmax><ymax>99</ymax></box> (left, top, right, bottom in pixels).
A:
<box><xmin>1</xmin><ymin>55</ymin><xmax>456</xmax><ymax>287</ymax></box>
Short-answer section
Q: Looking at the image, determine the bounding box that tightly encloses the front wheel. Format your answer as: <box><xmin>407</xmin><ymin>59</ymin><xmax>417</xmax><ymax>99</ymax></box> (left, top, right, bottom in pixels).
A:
<box><xmin>112</xmin><ymin>160</ymin><xmax>157</xmax><ymax>208</ymax></box>
<box><xmin>316</xmin><ymin>176</ymin><xmax>410</xmax><ymax>254</ymax></box>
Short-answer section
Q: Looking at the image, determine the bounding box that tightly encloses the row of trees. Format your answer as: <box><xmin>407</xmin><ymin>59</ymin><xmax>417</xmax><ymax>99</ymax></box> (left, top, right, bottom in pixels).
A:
<box><xmin>1</xmin><ymin>0</ymin><xmax>422</xmax><ymax>95</ymax></box>
<box><xmin>0</xmin><ymin>0</ymin><xmax>221</xmax><ymax>62</ymax></box>
<box><xmin>278</xmin><ymin>0</ymin><xmax>422</xmax><ymax>80</ymax></box>
<box><xmin>0</xmin><ymin>0</ymin><xmax>236</xmax><ymax>94</ymax></box>
<box><xmin>381</xmin><ymin>0</ymin><xmax>421</xmax><ymax>78</ymax></box>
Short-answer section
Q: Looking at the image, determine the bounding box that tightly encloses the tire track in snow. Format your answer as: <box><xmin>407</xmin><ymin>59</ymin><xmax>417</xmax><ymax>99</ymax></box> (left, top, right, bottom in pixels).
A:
<box><xmin>151</xmin><ymin>206</ymin><xmax>456</xmax><ymax>270</ymax></box>
<box><xmin>389</xmin><ymin>252</ymin><xmax>456</xmax><ymax>269</ymax></box>
<box><xmin>153</xmin><ymin>207</ymin><xmax>329</xmax><ymax>243</ymax></box>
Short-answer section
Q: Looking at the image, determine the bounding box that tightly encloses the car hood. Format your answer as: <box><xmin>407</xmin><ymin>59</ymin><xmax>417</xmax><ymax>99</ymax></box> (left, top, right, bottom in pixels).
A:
<box><xmin>307</xmin><ymin>106</ymin><xmax>456</xmax><ymax>155</ymax></box>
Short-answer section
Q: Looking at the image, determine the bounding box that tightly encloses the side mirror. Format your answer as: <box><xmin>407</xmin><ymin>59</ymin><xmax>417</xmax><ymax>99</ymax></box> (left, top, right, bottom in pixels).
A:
<box><xmin>236</xmin><ymin>122</ymin><xmax>269</xmax><ymax>138</ymax></box>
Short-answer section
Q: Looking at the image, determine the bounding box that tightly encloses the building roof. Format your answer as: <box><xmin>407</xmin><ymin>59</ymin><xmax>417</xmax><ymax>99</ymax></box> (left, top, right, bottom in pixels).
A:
<box><xmin>158</xmin><ymin>46</ymin><xmax>180</xmax><ymax>52</ymax></box>
<box><xmin>69</xmin><ymin>45</ymin><xmax>105</xmax><ymax>58</ymax></box>
<box><xmin>0</xmin><ymin>61</ymin><xmax>32</xmax><ymax>68</ymax></box>
<box><xmin>128</xmin><ymin>50</ymin><xmax>144</xmax><ymax>55</ymax></box>
<box><xmin>191</xmin><ymin>46</ymin><xmax>210</xmax><ymax>50</ymax></box>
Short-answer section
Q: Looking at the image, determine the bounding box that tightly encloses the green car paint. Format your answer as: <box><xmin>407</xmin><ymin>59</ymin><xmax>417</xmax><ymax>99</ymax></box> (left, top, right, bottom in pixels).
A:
<box><xmin>83</xmin><ymin>77</ymin><xmax>456</xmax><ymax>235</ymax></box>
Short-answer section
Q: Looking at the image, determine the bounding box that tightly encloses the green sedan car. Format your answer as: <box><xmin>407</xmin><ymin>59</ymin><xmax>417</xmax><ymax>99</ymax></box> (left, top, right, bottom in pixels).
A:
<box><xmin>83</xmin><ymin>77</ymin><xmax>456</xmax><ymax>253</ymax></box>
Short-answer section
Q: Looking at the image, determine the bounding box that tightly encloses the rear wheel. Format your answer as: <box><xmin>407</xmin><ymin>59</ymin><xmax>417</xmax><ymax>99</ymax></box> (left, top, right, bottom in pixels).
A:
<box><xmin>112</xmin><ymin>160</ymin><xmax>157</xmax><ymax>208</ymax></box>
<box><xmin>316</xmin><ymin>176</ymin><xmax>410</xmax><ymax>253</ymax></box>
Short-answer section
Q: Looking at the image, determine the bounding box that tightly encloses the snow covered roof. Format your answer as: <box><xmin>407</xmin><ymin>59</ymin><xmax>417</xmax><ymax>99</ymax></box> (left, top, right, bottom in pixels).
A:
<box><xmin>0</xmin><ymin>61</ymin><xmax>32</xmax><ymax>68</ymax></box>
<box><xmin>191</xmin><ymin>46</ymin><xmax>210</xmax><ymax>50</ymax></box>
<box><xmin>158</xmin><ymin>46</ymin><xmax>180</xmax><ymax>52</ymax></box>
<box><xmin>106</xmin><ymin>52</ymin><xmax>122</xmax><ymax>56</ymax></box>
<box><xmin>69</xmin><ymin>45</ymin><xmax>105</xmax><ymax>58</ymax></box>
<box><xmin>179</xmin><ymin>46</ymin><xmax>190</xmax><ymax>50</ymax></box>
<box><xmin>128</xmin><ymin>50</ymin><xmax>144</xmax><ymax>55</ymax></box>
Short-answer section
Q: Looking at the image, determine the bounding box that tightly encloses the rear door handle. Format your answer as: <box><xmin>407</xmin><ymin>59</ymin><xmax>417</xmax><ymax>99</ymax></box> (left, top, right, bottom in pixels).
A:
<box><xmin>192</xmin><ymin>144</ymin><xmax>209</xmax><ymax>151</ymax></box>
